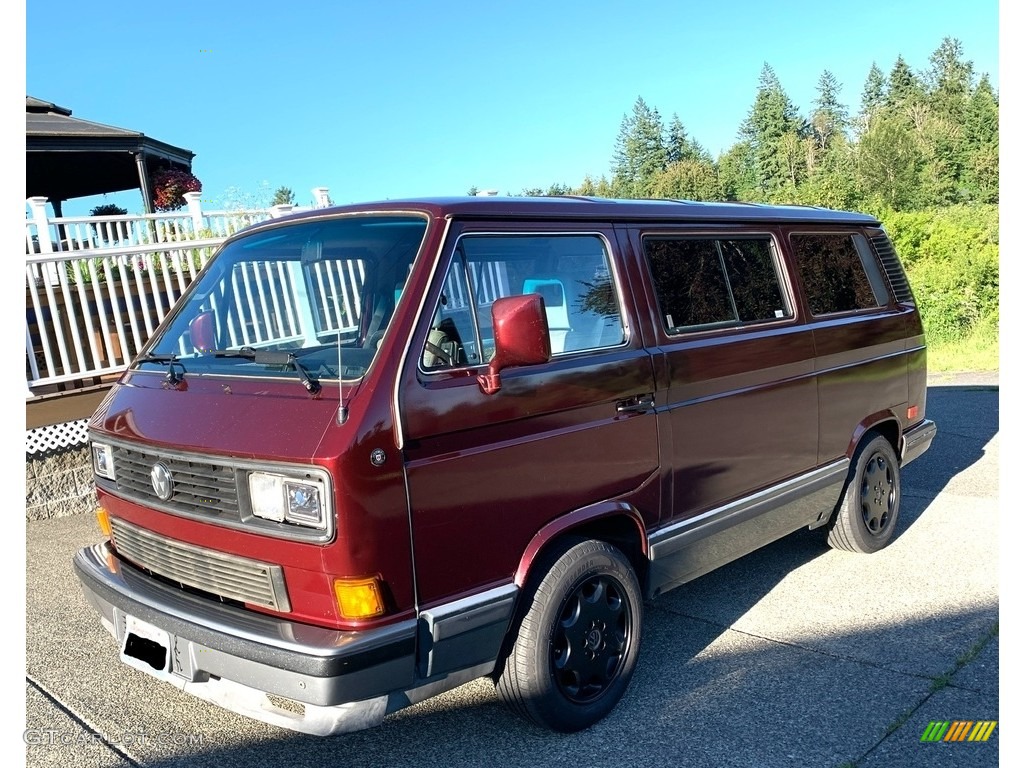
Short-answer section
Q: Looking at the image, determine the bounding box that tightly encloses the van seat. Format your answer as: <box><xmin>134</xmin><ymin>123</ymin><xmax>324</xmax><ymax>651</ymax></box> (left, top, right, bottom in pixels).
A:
<box><xmin>523</xmin><ymin>278</ymin><xmax>570</xmax><ymax>353</ymax></box>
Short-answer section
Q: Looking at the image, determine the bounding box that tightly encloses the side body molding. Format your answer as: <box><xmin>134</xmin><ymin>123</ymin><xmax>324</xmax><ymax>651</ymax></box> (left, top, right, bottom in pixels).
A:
<box><xmin>647</xmin><ymin>460</ymin><xmax>850</xmax><ymax>597</ymax></box>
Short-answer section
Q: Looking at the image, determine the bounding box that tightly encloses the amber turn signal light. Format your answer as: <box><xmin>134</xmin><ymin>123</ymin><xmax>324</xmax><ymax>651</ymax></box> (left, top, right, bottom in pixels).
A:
<box><xmin>333</xmin><ymin>577</ymin><xmax>385</xmax><ymax>619</ymax></box>
<box><xmin>95</xmin><ymin>507</ymin><xmax>112</xmax><ymax>538</ymax></box>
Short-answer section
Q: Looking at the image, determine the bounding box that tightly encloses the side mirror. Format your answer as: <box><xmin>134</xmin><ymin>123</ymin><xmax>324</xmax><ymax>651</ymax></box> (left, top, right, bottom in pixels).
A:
<box><xmin>189</xmin><ymin>310</ymin><xmax>216</xmax><ymax>352</ymax></box>
<box><xmin>477</xmin><ymin>294</ymin><xmax>551</xmax><ymax>395</ymax></box>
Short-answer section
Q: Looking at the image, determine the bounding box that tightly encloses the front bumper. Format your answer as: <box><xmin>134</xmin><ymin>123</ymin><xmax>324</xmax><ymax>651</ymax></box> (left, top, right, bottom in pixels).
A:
<box><xmin>73</xmin><ymin>542</ymin><xmax>416</xmax><ymax>735</ymax></box>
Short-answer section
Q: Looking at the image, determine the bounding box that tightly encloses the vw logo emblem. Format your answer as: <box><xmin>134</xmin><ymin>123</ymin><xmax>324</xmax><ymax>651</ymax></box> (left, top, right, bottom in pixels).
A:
<box><xmin>150</xmin><ymin>463</ymin><xmax>174</xmax><ymax>501</ymax></box>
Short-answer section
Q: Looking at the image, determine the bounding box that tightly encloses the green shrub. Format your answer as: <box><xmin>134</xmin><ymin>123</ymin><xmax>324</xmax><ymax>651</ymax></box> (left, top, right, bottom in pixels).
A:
<box><xmin>883</xmin><ymin>204</ymin><xmax>999</xmax><ymax>344</ymax></box>
<box><xmin>89</xmin><ymin>204</ymin><xmax>128</xmax><ymax>217</ymax></box>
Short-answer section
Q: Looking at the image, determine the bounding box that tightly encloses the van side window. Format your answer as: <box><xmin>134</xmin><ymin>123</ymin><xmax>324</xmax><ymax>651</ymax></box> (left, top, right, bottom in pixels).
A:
<box><xmin>791</xmin><ymin>233</ymin><xmax>886</xmax><ymax>315</ymax></box>
<box><xmin>421</xmin><ymin>234</ymin><xmax>625</xmax><ymax>370</ymax></box>
<box><xmin>643</xmin><ymin>236</ymin><xmax>790</xmax><ymax>333</ymax></box>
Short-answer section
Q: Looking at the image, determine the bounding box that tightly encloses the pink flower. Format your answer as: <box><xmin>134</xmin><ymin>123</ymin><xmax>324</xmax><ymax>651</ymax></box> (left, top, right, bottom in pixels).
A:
<box><xmin>152</xmin><ymin>169</ymin><xmax>203</xmax><ymax>211</ymax></box>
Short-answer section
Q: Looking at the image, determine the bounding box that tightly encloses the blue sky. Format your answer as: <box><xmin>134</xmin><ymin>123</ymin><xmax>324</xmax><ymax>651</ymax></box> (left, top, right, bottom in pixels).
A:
<box><xmin>24</xmin><ymin>0</ymin><xmax>1000</xmax><ymax>215</ymax></box>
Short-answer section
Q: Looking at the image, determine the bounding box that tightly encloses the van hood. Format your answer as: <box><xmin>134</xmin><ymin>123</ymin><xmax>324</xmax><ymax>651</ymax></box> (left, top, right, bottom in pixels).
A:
<box><xmin>89</xmin><ymin>372</ymin><xmax>340</xmax><ymax>462</ymax></box>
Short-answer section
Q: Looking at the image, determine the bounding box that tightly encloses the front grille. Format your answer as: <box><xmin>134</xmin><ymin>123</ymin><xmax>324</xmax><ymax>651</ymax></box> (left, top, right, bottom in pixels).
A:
<box><xmin>111</xmin><ymin>444</ymin><xmax>239</xmax><ymax>520</ymax></box>
<box><xmin>95</xmin><ymin>438</ymin><xmax>335</xmax><ymax>543</ymax></box>
<box><xmin>111</xmin><ymin>518</ymin><xmax>291</xmax><ymax>612</ymax></box>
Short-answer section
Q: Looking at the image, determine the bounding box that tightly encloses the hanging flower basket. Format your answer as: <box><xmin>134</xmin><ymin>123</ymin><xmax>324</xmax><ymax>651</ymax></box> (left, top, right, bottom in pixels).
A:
<box><xmin>152</xmin><ymin>169</ymin><xmax>202</xmax><ymax>211</ymax></box>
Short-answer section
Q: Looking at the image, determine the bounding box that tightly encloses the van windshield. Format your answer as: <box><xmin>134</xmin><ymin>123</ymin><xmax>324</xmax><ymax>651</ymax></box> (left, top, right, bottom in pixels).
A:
<box><xmin>138</xmin><ymin>214</ymin><xmax>428</xmax><ymax>383</ymax></box>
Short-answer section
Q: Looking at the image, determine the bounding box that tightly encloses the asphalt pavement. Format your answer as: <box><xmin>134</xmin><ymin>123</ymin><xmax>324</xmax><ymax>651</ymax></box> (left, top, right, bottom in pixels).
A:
<box><xmin>23</xmin><ymin>374</ymin><xmax>1000</xmax><ymax>767</ymax></box>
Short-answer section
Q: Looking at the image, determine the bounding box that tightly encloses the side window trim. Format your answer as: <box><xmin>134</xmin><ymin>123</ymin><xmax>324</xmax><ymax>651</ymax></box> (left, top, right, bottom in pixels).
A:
<box><xmin>852</xmin><ymin>233</ymin><xmax>892</xmax><ymax>307</ymax></box>
<box><xmin>790</xmin><ymin>230</ymin><xmax>888</xmax><ymax>317</ymax></box>
<box><xmin>640</xmin><ymin>230</ymin><xmax>793</xmax><ymax>337</ymax></box>
<box><xmin>455</xmin><ymin>246</ymin><xmax>486</xmax><ymax>360</ymax></box>
<box><xmin>418</xmin><ymin>230</ymin><xmax>629</xmax><ymax>375</ymax></box>
<box><xmin>714</xmin><ymin>240</ymin><xmax>742</xmax><ymax>324</ymax></box>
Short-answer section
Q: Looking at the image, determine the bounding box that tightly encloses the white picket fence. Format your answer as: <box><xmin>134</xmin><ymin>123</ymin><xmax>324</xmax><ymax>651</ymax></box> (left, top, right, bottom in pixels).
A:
<box><xmin>25</xmin><ymin>189</ymin><xmax>333</xmax><ymax>397</ymax></box>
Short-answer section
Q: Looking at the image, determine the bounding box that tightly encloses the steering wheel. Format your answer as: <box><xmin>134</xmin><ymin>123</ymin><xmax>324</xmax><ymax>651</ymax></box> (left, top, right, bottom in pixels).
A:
<box><xmin>424</xmin><ymin>331</ymin><xmax>455</xmax><ymax>367</ymax></box>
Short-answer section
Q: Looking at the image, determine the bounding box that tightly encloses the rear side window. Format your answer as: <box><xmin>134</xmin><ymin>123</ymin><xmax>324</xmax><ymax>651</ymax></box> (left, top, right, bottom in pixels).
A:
<box><xmin>791</xmin><ymin>233</ymin><xmax>888</xmax><ymax>315</ymax></box>
<box><xmin>421</xmin><ymin>233</ymin><xmax>625</xmax><ymax>370</ymax></box>
<box><xmin>643</xmin><ymin>235</ymin><xmax>790</xmax><ymax>333</ymax></box>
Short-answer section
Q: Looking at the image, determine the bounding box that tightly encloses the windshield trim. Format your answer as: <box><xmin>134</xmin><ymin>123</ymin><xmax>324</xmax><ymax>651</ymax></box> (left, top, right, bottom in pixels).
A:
<box><xmin>132</xmin><ymin>211</ymin><xmax>428</xmax><ymax>387</ymax></box>
<box><xmin>392</xmin><ymin>215</ymin><xmax>451</xmax><ymax>451</ymax></box>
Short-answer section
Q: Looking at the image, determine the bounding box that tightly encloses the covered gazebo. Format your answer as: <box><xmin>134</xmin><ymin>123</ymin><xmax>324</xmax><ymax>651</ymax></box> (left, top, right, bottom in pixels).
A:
<box><xmin>26</xmin><ymin>96</ymin><xmax>196</xmax><ymax>215</ymax></box>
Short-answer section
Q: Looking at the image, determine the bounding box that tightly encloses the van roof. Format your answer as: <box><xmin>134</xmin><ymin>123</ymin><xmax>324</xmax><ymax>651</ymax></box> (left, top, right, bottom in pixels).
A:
<box><xmin>256</xmin><ymin>196</ymin><xmax>881</xmax><ymax>229</ymax></box>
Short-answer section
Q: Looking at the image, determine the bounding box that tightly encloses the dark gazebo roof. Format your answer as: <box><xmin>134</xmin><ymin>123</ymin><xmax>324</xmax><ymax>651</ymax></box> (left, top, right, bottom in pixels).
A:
<box><xmin>26</xmin><ymin>96</ymin><xmax>196</xmax><ymax>210</ymax></box>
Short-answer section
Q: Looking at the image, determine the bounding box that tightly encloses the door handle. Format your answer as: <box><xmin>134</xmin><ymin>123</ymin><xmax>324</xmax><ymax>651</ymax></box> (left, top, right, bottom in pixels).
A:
<box><xmin>616</xmin><ymin>393</ymin><xmax>655</xmax><ymax>414</ymax></box>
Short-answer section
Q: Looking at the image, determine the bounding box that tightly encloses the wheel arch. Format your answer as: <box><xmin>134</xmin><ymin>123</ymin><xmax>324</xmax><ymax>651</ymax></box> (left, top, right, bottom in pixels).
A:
<box><xmin>513</xmin><ymin>501</ymin><xmax>650</xmax><ymax>596</ymax></box>
<box><xmin>847</xmin><ymin>411</ymin><xmax>901</xmax><ymax>460</ymax></box>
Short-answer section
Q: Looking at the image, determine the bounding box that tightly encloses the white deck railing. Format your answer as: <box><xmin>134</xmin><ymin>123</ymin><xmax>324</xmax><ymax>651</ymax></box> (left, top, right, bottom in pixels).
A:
<box><xmin>25</xmin><ymin>189</ymin><xmax>333</xmax><ymax>396</ymax></box>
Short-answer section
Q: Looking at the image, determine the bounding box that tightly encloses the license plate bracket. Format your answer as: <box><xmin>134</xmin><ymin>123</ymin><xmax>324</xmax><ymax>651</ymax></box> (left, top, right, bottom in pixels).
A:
<box><xmin>121</xmin><ymin>614</ymin><xmax>172</xmax><ymax>676</ymax></box>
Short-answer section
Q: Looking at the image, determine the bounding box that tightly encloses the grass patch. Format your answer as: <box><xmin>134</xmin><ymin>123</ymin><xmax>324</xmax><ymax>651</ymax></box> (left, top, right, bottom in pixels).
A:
<box><xmin>929</xmin><ymin>672</ymin><xmax>954</xmax><ymax>693</ymax></box>
<box><xmin>929</xmin><ymin>621</ymin><xmax>998</xmax><ymax>692</ymax></box>
<box><xmin>874</xmin><ymin>622</ymin><xmax>999</xmax><ymax>748</ymax></box>
<box><xmin>926</xmin><ymin>323</ymin><xmax>999</xmax><ymax>372</ymax></box>
<box><xmin>885</xmin><ymin>706</ymin><xmax>917</xmax><ymax>736</ymax></box>
<box><xmin>956</xmin><ymin>621</ymin><xmax>999</xmax><ymax>667</ymax></box>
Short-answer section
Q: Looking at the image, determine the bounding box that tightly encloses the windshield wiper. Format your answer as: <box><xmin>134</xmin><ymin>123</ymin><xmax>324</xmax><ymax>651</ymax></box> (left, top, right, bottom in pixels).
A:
<box><xmin>207</xmin><ymin>347</ymin><xmax>322</xmax><ymax>394</ymax></box>
<box><xmin>139</xmin><ymin>352</ymin><xmax>179</xmax><ymax>363</ymax></box>
<box><xmin>138</xmin><ymin>352</ymin><xmax>186</xmax><ymax>385</ymax></box>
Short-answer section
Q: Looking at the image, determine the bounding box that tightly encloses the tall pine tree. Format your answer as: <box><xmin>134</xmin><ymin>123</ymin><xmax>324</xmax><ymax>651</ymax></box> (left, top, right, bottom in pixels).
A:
<box><xmin>962</xmin><ymin>73</ymin><xmax>999</xmax><ymax>202</ymax></box>
<box><xmin>739</xmin><ymin>64</ymin><xmax>804</xmax><ymax>198</ymax></box>
<box><xmin>665</xmin><ymin>114</ymin><xmax>708</xmax><ymax>164</ymax></box>
<box><xmin>810</xmin><ymin>70</ymin><xmax>849</xmax><ymax>152</ymax></box>
<box><xmin>886</xmin><ymin>55</ymin><xmax>925</xmax><ymax>113</ymax></box>
<box><xmin>860</xmin><ymin>63</ymin><xmax>887</xmax><ymax>120</ymax></box>
<box><xmin>612</xmin><ymin>97</ymin><xmax>668</xmax><ymax>197</ymax></box>
<box><xmin>926</xmin><ymin>37</ymin><xmax>974</xmax><ymax>123</ymax></box>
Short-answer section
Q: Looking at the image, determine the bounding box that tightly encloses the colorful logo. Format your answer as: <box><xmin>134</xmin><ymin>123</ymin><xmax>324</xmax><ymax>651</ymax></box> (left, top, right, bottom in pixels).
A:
<box><xmin>921</xmin><ymin>721</ymin><xmax>997</xmax><ymax>742</ymax></box>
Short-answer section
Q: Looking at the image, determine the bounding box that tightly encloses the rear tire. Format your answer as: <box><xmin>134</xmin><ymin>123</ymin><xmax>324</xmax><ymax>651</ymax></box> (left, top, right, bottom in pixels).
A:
<box><xmin>827</xmin><ymin>434</ymin><xmax>901</xmax><ymax>553</ymax></box>
<box><xmin>496</xmin><ymin>538</ymin><xmax>642</xmax><ymax>732</ymax></box>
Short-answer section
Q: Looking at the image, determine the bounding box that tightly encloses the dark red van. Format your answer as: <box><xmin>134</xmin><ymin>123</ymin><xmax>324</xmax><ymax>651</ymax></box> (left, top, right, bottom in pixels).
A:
<box><xmin>74</xmin><ymin>197</ymin><xmax>936</xmax><ymax>734</ymax></box>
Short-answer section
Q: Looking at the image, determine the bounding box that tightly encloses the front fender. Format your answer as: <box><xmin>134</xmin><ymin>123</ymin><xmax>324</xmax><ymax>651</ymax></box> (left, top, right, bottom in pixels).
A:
<box><xmin>513</xmin><ymin>501</ymin><xmax>648</xmax><ymax>588</ymax></box>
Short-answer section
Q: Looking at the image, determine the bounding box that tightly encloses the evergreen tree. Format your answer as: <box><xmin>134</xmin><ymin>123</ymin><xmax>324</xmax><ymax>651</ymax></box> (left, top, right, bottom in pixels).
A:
<box><xmin>270</xmin><ymin>186</ymin><xmax>296</xmax><ymax>206</ymax></box>
<box><xmin>886</xmin><ymin>55</ymin><xmax>924</xmax><ymax>112</ymax></box>
<box><xmin>574</xmin><ymin>175</ymin><xmax>616</xmax><ymax>198</ymax></box>
<box><xmin>739</xmin><ymin>64</ymin><xmax>805</xmax><ymax>196</ymax></box>
<box><xmin>665</xmin><ymin>114</ymin><xmax>708</xmax><ymax>164</ymax></box>
<box><xmin>797</xmin><ymin>136</ymin><xmax>859</xmax><ymax>211</ymax></box>
<box><xmin>900</xmin><ymin>39</ymin><xmax>977</xmax><ymax>205</ymax></box>
<box><xmin>522</xmin><ymin>184</ymin><xmax>574</xmax><ymax>197</ymax></box>
<box><xmin>716</xmin><ymin>142</ymin><xmax>758</xmax><ymax>201</ymax></box>
<box><xmin>806</xmin><ymin>72</ymin><xmax>857</xmax><ymax>209</ymax></box>
<box><xmin>964</xmin><ymin>74</ymin><xmax>999</xmax><ymax>149</ymax></box>
<box><xmin>926</xmin><ymin>37</ymin><xmax>974</xmax><ymax>123</ymax></box>
<box><xmin>810</xmin><ymin>70</ymin><xmax>849</xmax><ymax>153</ymax></box>
<box><xmin>860</xmin><ymin>63</ymin><xmax>887</xmax><ymax>118</ymax></box>
<box><xmin>566</xmin><ymin>38</ymin><xmax>997</xmax><ymax>210</ymax></box>
<box><xmin>611</xmin><ymin>97</ymin><xmax>668</xmax><ymax>197</ymax></box>
<box><xmin>962</xmin><ymin>74</ymin><xmax>999</xmax><ymax>202</ymax></box>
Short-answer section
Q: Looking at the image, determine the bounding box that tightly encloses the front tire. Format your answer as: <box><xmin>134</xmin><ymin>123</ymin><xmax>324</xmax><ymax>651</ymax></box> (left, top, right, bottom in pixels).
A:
<box><xmin>827</xmin><ymin>434</ymin><xmax>901</xmax><ymax>553</ymax></box>
<box><xmin>496</xmin><ymin>538</ymin><xmax>642</xmax><ymax>732</ymax></box>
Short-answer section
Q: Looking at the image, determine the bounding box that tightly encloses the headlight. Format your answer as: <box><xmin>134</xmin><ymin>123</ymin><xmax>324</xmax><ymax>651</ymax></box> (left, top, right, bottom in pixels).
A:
<box><xmin>248</xmin><ymin>471</ymin><xmax>329</xmax><ymax>530</ymax></box>
<box><xmin>92</xmin><ymin>442</ymin><xmax>115</xmax><ymax>480</ymax></box>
